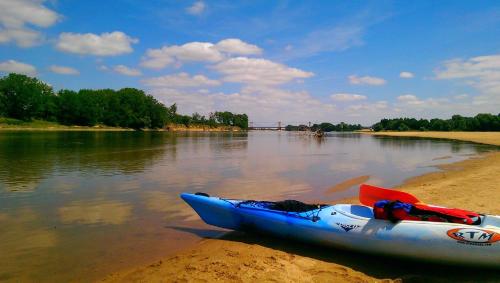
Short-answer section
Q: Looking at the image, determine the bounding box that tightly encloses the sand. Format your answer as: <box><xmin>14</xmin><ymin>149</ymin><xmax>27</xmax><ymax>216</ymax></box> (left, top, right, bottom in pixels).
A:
<box><xmin>101</xmin><ymin>132</ymin><xmax>500</xmax><ymax>283</ymax></box>
<box><xmin>365</xmin><ymin>131</ymin><xmax>500</xmax><ymax>146</ymax></box>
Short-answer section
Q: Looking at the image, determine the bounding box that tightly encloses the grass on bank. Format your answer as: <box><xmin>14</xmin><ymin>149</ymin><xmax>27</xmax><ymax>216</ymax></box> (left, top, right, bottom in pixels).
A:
<box><xmin>0</xmin><ymin>117</ymin><xmax>130</xmax><ymax>131</ymax></box>
<box><xmin>0</xmin><ymin>117</ymin><xmax>242</xmax><ymax>132</ymax></box>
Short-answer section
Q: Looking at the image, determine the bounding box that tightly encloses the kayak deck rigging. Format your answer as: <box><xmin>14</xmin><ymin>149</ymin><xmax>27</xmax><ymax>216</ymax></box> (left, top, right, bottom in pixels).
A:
<box><xmin>217</xmin><ymin>196</ymin><xmax>329</xmax><ymax>222</ymax></box>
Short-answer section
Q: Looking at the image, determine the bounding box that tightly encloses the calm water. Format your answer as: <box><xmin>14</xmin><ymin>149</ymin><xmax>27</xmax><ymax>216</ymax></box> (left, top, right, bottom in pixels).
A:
<box><xmin>0</xmin><ymin>131</ymin><xmax>495</xmax><ymax>282</ymax></box>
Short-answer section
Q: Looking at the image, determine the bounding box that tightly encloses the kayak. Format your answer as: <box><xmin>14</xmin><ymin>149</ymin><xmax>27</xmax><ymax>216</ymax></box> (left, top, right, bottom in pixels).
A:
<box><xmin>180</xmin><ymin>192</ymin><xmax>500</xmax><ymax>267</ymax></box>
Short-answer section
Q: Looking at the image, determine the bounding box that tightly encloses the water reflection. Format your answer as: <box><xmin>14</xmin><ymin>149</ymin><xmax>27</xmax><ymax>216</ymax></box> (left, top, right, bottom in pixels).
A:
<box><xmin>0</xmin><ymin>131</ymin><xmax>495</xmax><ymax>282</ymax></box>
<box><xmin>0</xmin><ymin>132</ymin><xmax>174</xmax><ymax>192</ymax></box>
<box><xmin>59</xmin><ymin>199</ymin><xmax>133</xmax><ymax>225</ymax></box>
<box><xmin>0</xmin><ymin>208</ymin><xmax>58</xmax><ymax>281</ymax></box>
<box><xmin>143</xmin><ymin>191</ymin><xmax>199</xmax><ymax>221</ymax></box>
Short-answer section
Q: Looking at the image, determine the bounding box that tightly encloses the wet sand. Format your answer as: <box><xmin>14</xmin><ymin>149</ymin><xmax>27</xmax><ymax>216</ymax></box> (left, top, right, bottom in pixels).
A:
<box><xmin>101</xmin><ymin>133</ymin><xmax>500</xmax><ymax>282</ymax></box>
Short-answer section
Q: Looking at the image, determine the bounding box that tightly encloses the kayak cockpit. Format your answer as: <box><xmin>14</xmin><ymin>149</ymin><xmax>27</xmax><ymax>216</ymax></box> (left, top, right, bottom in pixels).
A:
<box><xmin>334</xmin><ymin>204</ymin><xmax>374</xmax><ymax>219</ymax></box>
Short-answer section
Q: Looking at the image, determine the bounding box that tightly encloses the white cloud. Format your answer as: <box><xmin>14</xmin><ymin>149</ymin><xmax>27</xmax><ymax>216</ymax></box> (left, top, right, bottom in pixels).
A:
<box><xmin>349</xmin><ymin>75</ymin><xmax>386</xmax><ymax>86</ymax></box>
<box><xmin>212</xmin><ymin>57</ymin><xmax>313</xmax><ymax>86</ymax></box>
<box><xmin>435</xmin><ymin>54</ymin><xmax>500</xmax><ymax>111</ymax></box>
<box><xmin>215</xmin><ymin>38</ymin><xmax>262</xmax><ymax>55</ymax></box>
<box><xmin>399</xmin><ymin>71</ymin><xmax>414</xmax><ymax>79</ymax></box>
<box><xmin>150</xmin><ymin>87</ymin><xmax>336</xmax><ymax>124</ymax></box>
<box><xmin>0</xmin><ymin>0</ymin><xmax>59</xmax><ymax>47</ymax></box>
<box><xmin>454</xmin><ymin>94</ymin><xmax>468</xmax><ymax>100</ymax></box>
<box><xmin>142</xmin><ymin>72</ymin><xmax>220</xmax><ymax>88</ymax></box>
<box><xmin>141</xmin><ymin>42</ymin><xmax>222</xmax><ymax>69</ymax></box>
<box><xmin>113</xmin><ymin>65</ymin><xmax>142</xmax><ymax>76</ymax></box>
<box><xmin>0</xmin><ymin>59</ymin><xmax>36</xmax><ymax>76</ymax></box>
<box><xmin>186</xmin><ymin>1</ymin><xmax>205</xmax><ymax>15</ymax></box>
<box><xmin>49</xmin><ymin>65</ymin><xmax>79</xmax><ymax>75</ymax></box>
<box><xmin>435</xmin><ymin>55</ymin><xmax>500</xmax><ymax>80</ymax></box>
<box><xmin>0</xmin><ymin>28</ymin><xmax>40</xmax><ymax>48</ymax></box>
<box><xmin>330</xmin><ymin>93</ymin><xmax>367</xmax><ymax>102</ymax></box>
<box><xmin>149</xmin><ymin>85</ymin><xmax>486</xmax><ymax>126</ymax></box>
<box><xmin>396</xmin><ymin>94</ymin><xmax>452</xmax><ymax>109</ymax></box>
<box><xmin>141</xmin><ymin>39</ymin><xmax>262</xmax><ymax>69</ymax></box>
<box><xmin>347</xmin><ymin>101</ymin><xmax>388</xmax><ymax>112</ymax></box>
<box><xmin>56</xmin><ymin>31</ymin><xmax>138</xmax><ymax>56</ymax></box>
<box><xmin>397</xmin><ymin>94</ymin><xmax>418</xmax><ymax>101</ymax></box>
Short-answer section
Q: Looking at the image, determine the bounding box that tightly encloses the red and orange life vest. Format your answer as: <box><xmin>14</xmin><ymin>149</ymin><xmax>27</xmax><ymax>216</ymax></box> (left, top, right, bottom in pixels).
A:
<box><xmin>373</xmin><ymin>200</ymin><xmax>482</xmax><ymax>225</ymax></box>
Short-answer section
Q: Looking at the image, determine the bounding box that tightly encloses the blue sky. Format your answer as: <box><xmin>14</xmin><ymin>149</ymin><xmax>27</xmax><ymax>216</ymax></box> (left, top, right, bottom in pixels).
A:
<box><xmin>1</xmin><ymin>0</ymin><xmax>499</xmax><ymax>125</ymax></box>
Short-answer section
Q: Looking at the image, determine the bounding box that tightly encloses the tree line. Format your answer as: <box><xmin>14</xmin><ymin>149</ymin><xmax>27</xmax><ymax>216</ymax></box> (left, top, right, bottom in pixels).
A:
<box><xmin>0</xmin><ymin>73</ymin><xmax>248</xmax><ymax>130</ymax></box>
<box><xmin>372</xmin><ymin>114</ymin><xmax>500</xmax><ymax>131</ymax></box>
<box><xmin>285</xmin><ymin>122</ymin><xmax>363</xmax><ymax>132</ymax></box>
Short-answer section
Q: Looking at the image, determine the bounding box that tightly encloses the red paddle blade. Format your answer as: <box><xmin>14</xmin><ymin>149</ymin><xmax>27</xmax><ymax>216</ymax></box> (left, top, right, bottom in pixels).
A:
<box><xmin>359</xmin><ymin>184</ymin><xmax>421</xmax><ymax>206</ymax></box>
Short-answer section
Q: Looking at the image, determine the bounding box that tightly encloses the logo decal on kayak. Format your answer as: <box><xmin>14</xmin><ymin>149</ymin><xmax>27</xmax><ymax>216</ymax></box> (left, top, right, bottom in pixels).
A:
<box><xmin>447</xmin><ymin>228</ymin><xmax>500</xmax><ymax>246</ymax></box>
<box><xmin>336</xmin><ymin>223</ymin><xmax>360</xmax><ymax>232</ymax></box>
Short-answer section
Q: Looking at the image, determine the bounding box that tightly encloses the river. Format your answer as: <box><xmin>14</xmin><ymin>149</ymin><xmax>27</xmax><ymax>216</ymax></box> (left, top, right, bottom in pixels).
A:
<box><xmin>0</xmin><ymin>131</ymin><xmax>494</xmax><ymax>282</ymax></box>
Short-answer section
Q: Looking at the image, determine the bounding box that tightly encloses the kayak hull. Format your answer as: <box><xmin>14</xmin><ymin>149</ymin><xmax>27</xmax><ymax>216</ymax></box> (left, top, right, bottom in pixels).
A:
<box><xmin>181</xmin><ymin>193</ymin><xmax>500</xmax><ymax>267</ymax></box>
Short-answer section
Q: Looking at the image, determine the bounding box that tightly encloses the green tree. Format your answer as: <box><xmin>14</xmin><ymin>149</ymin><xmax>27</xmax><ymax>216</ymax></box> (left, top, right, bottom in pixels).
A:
<box><xmin>0</xmin><ymin>73</ymin><xmax>248</xmax><ymax>130</ymax></box>
<box><xmin>0</xmin><ymin>73</ymin><xmax>56</xmax><ymax>120</ymax></box>
<box><xmin>0</xmin><ymin>87</ymin><xmax>6</xmax><ymax>116</ymax></box>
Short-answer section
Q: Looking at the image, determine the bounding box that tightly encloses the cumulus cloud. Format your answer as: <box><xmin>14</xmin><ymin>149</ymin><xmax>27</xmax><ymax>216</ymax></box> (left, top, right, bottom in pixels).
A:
<box><xmin>142</xmin><ymin>72</ymin><xmax>220</xmax><ymax>88</ymax></box>
<box><xmin>330</xmin><ymin>93</ymin><xmax>367</xmax><ymax>102</ymax></box>
<box><xmin>113</xmin><ymin>65</ymin><xmax>142</xmax><ymax>76</ymax></box>
<box><xmin>141</xmin><ymin>42</ymin><xmax>222</xmax><ymax>69</ymax></box>
<box><xmin>349</xmin><ymin>75</ymin><xmax>386</xmax><ymax>86</ymax></box>
<box><xmin>56</xmin><ymin>31</ymin><xmax>138</xmax><ymax>56</ymax></box>
<box><xmin>186</xmin><ymin>1</ymin><xmax>205</xmax><ymax>15</ymax></box>
<box><xmin>215</xmin><ymin>38</ymin><xmax>262</xmax><ymax>55</ymax></box>
<box><xmin>49</xmin><ymin>65</ymin><xmax>79</xmax><ymax>75</ymax></box>
<box><xmin>150</xmin><ymin>83</ymin><xmax>483</xmax><ymax>125</ymax></box>
<box><xmin>397</xmin><ymin>94</ymin><xmax>422</xmax><ymax>105</ymax></box>
<box><xmin>0</xmin><ymin>59</ymin><xmax>36</xmax><ymax>76</ymax></box>
<box><xmin>150</xmin><ymin>87</ymin><xmax>335</xmax><ymax>124</ymax></box>
<box><xmin>141</xmin><ymin>39</ymin><xmax>262</xmax><ymax>69</ymax></box>
<box><xmin>212</xmin><ymin>57</ymin><xmax>313</xmax><ymax>86</ymax></box>
<box><xmin>0</xmin><ymin>0</ymin><xmax>59</xmax><ymax>47</ymax></box>
<box><xmin>435</xmin><ymin>54</ymin><xmax>500</xmax><ymax>110</ymax></box>
<box><xmin>399</xmin><ymin>71</ymin><xmax>414</xmax><ymax>79</ymax></box>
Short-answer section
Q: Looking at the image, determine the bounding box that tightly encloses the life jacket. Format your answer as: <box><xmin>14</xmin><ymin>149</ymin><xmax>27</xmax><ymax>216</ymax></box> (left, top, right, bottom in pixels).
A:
<box><xmin>373</xmin><ymin>200</ymin><xmax>482</xmax><ymax>225</ymax></box>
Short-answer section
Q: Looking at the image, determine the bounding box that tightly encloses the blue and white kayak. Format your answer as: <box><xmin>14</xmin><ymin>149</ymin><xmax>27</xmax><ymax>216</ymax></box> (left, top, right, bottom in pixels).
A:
<box><xmin>180</xmin><ymin>193</ymin><xmax>500</xmax><ymax>267</ymax></box>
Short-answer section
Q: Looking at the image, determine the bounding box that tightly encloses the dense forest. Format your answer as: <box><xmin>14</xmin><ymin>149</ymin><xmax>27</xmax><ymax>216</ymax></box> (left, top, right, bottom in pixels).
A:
<box><xmin>372</xmin><ymin>114</ymin><xmax>500</xmax><ymax>131</ymax></box>
<box><xmin>285</xmin><ymin>122</ymin><xmax>363</xmax><ymax>132</ymax></box>
<box><xmin>0</xmin><ymin>73</ymin><xmax>248</xmax><ymax>130</ymax></box>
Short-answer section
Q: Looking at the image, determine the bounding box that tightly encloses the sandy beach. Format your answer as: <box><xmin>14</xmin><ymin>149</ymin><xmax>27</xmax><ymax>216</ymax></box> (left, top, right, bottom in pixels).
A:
<box><xmin>365</xmin><ymin>131</ymin><xmax>500</xmax><ymax>146</ymax></box>
<box><xmin>101</xmin><ymin>132</ymin><xmax>500</xmax><ymax>283</ymax></box>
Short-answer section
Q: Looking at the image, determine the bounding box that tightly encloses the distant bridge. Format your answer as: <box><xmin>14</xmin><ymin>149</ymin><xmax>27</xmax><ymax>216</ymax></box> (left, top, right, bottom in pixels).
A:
<box><xmin>248</xmin><ymin>121</ymin><xmax>313</xmax><ymax>131</ymax></box>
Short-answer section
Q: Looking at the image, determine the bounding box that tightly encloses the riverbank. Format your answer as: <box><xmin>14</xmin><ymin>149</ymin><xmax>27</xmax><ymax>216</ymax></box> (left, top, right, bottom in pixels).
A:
<box><xmin>101</xmin><ymin>133</ymin><xmax>499</xmax><ymax>282</ymax></box>
<box><xmin>364</xmin><ymin>131</ymin><xmax>500</xmax><ymax>146</ymax></box>
<box><xmin>0</xmin><ymin>118</ymin><xmax>242</xmax><ymax>132</ymax></box>
<box><xmin>165</xmin><ymin>123</ymin><xmax>241</xmax><ymax>132</ymax></box>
